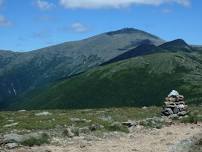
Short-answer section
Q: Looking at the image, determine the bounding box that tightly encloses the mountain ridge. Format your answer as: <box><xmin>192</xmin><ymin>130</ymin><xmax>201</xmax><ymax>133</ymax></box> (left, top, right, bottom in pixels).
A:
<box><xmin>0</xmin><ymin>28</ymin><xmax>164</xmax><ymax>109</ymax></box>
<box><xmin>12</xmin><ymin>50</ymin><xmax>202</xmax><ymax>110</ymax></box>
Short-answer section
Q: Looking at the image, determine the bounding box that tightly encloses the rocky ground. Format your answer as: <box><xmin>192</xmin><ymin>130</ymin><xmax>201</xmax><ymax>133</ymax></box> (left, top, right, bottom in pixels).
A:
<box><xmin>1</xmin><ymin>123</ymin><xmax>201</xmax><ymax>152</ymax></box>
<box><xmin>0</xmin><ymin>107</ymin><xmax>202</xmax><ymax>152</ymax></box>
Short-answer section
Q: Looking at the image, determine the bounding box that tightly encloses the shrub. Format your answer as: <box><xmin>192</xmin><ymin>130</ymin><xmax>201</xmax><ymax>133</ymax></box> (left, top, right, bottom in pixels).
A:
<box><xmin>107</xmin><ymin>122</ymin><xmax>129</xmax><ymax>133</ymax></box>
<box><xmin>139</xmin><ymin>117</ymin><xmax>164</xmax><ymax>129</ymax></box>
<box><xmin>21</xmin><ymin>133</ymin><xmax>49</xmax><ymax>147</ymax></box>
<box><xmin>181</xmin><ymin>111</ymin><xmax>200</xmax><ymax>124</ymax></box>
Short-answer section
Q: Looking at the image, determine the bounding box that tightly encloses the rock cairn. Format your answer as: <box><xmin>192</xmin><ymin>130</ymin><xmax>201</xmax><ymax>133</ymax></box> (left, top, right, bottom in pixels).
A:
<box><xmin>161</xmin><ymin>90</ymin><xmax>188</xmax><ymax>117</ymax></box>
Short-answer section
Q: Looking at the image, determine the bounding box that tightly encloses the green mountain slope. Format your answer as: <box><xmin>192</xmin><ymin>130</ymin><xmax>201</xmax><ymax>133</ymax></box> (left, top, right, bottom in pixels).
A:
<box><xmin>13</xmin><ymin>51</ymin><xmax>202</xmax><ymax>110</ymax></box>
<box><xmin>0</xmin><ymin>28</ymin><xmax>164</xmax><ymax>108</ymax></box>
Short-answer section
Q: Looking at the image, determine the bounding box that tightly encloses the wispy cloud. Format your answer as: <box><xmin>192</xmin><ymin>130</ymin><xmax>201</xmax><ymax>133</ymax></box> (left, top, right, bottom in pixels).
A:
<box><xmin>59</xmin><ymin>0</ymin><xmax>190</xmax><ymax>9</ymax></box>
<box><xmin>71</xmin><ymin>22</ymin><xmax>88</xmax><ymax>33</ymax></box>
<box><xmin>0</xmin><ymin>15</ymin><xmax>11</xmax><ymax>27</ymax></box>
<box><xmin>36</xmin><ymin>0</ymin><xmax>55</xmax><ymax>10</ymax></box>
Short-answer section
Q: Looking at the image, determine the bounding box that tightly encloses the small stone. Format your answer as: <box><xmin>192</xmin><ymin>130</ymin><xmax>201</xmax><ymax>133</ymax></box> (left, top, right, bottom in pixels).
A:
<box><xmin>122</xmin><ymin>121</ymin><xmax>136</xmax><ymax>128</ymax></box>
<box><xmin>168</xmin><ymin>90</ymin><xmax>179</xmax><ymax>97</ymax></box>
<box><xmin>178</xmin><ymin>111</ymin><xmax>187</xmax><ymax>116</ymax></box>
<box><xmin>70</xmin><ymin>118</ymin><xmax>82</xmax><ymax>122</ymax></box>
<box><xmin>169</xmin><ymin>114</ymin><xmax>179</xmax><ymax>119</ymax></box>
<box><xmin>5</xmin><ymin>143</ymin><xmax>18</xmax><ymax>149</ymax></box>
<box><xmin>142</xmin><ymin>106</ymin><xmax>148</xmax><ymax>110</ymax></box>
<box><xmin>80</xmin><ymin>142</ymin><xmax>87</xmax><ymax>148</ymax></box>
<box><xmin>79</xmin><ymin>127</ymin><xmax>90</xmax><ymax>134</ymax></box>
<box><xmin>132</xmin><ymin>148</ymin><xmax>138</xmax><ymax>151</ymax></box>
<box><xmin>3</xmin><ymin>123</ymin><xmax>19</xmax><ymax>128</ymax></box>
<box><xmin>166</xmin><ymin>132</ymin><xmax>173</xmax><ymax>135</ymax></box>
<box><xmin>35</xmin><ymin>112</ymin><xmax>52</xmax><ymax>116</ymax></box>
<box><xmin>89</xmin><ymin>124</ymin><xmax>102</xmax><ymax>131</ymax></box>
<box><xmin>63</xmin><ymin>128</ymin><xmax>74</xmax><ymax>138</ymax></box>
<box><xmin>162</xmin><ymin>108</ymin><xmax>173</xmax><ymax>116</ymax></box>
<box><xmin>18</xmin><ymin>110</ymin><xmax>26</xmax><ymax>112</ymax></box>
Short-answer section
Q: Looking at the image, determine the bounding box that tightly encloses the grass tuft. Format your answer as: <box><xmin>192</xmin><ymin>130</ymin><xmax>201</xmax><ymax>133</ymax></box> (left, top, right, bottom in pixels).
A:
<box><xmin>21</xmin><ymin>133</ymin><xmax>50</xmax><ymax>147</ymax></box>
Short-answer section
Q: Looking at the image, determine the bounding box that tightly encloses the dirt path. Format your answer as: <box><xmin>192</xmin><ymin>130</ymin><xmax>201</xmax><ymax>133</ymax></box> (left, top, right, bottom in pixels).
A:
<box><xmin>9</xmin><ymin>123</ymin><xmax>202</xmax><ymax>152</ymax></box>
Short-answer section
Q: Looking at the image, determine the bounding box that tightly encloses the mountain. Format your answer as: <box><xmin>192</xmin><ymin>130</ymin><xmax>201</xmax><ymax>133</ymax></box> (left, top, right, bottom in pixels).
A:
<box><xmin>0</xmin><ymin>28</ymin><xmax>164</xmax><ymax>108</ymax></box>
<box><xmin>11</xmin><ymin>43</ymin><xmax>202</xmax><ymax>110</ymax></box>
<box><xmin>159</xmin><ymin>39</ymin><xmax>193</xmax><ymax>52</ymax></box>
<box><xmin>102</xmin><ymin>44</ymin><xmax>159</xmax><ymax>65</ymax></box>
<box><xmin>102</xmin><ymin>39</ymin><xmax>193</xmax><ymax>65</ymax></box>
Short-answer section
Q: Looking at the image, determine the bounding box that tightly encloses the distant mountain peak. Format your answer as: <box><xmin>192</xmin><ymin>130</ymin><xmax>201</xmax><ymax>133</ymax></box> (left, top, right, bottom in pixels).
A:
<box><xmin>106</xmin><ymin>28</ymin><xmax>141</xmax><ymax>35</ymax></box>
<box><xmin>169</xmin><ymin>39</ymin><xmax>188</xmax><ymax>45</ymax></box>
<box><xmin>161</xmin><ymin>39</ymin><xmax>188</xmax><ymax>46</ymax></box>
<box><xmin>160</xmin><ymin>39</ymin><xmax>192</xmax><ymax>52</ymax></box>
<box><xmin>106</xmin><ymin>28</ymin><xmax>156</xmax><ymax>37</ymax></box>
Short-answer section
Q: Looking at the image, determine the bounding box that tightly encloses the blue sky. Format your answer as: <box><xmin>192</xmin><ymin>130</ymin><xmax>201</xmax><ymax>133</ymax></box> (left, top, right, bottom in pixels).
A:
<box><xmin>0</xmin><ymin>0</ymin><xmax>201</xmax><ymax>51</ymax></box>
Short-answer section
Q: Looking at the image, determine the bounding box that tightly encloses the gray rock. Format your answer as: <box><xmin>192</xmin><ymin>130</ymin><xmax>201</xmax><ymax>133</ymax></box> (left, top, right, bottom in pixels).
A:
<box><xmin>70</xmin><ymin>118</ymin><xmax>81</xmax><ymax>122</ymax></box>
<box><xmin>3</xmin><ymin>123</ymin><xmax>19</xmax><ymax>128</ymax></box>
<box><xmin>35</xmin><ymin>112</ymin><xmax>52</xmax><ymax>116</ymax></box>
<box><xmin>18</xmin><ymin>110</ymin><xmax>26</xmax><ymax>112</ymax></box>
<box><xmin>169</xmin><ymin>114</ymin><xmax>179</xmax><ymax>119</ymax></box>
<box><xmin>173</xmin><ymin>107</ymin><xmax>180</xmax><ymax>114</ymax></box>
<box><xmin>5</xmin><ymin>143</ymin><xmax>18</xmax><ymax>149</ymax></box>
<box><xmin>3</xmin><ymin>134</ymin><xmax>24</xmax><ymax>143</ymax></box>
<box><xmin>178</xmin><ymin>111</ymin><xmax>187</xmax><ymax>116</ymax></box>
<box><xmin>79</xmin><ymin>127</ymin><xmax>90</xmax><ymax>134</ymax></box>
<box><xmin>162</xmin><ymin>108</ymin><xmax>173</xmax><ymax>116</ymax></box>
<box><xmin>89</xmin><ymin>124</ymin><xmax>103</xmax><ymax>131</ymax></box>
<box><xmin>99</xmin><ymin>115</ymin><xmax>112</xmax><ymax>121</ymax></box>
<box><xmin>142</xmin><ymin>106</ymin><xmax>148</xmax><ymax>110</ymax></box>
<box><xmin>3</xmin><ymin>132</ymin><xmax>48</xmax><ymax>144</ymax></box>
<box><xmin>169</xmin><ymin>139</ymin><xmax>192</xmax><ymax>152</ymax></box>
<box><xmin>63</xmin><ymin>128</ymin><xmax>74</xmax><ymax>138</ymax></box>
<box><xmin>122</xmin><ymin>121</ymin><xmax>137</xmax><ymax>128</ymax></box>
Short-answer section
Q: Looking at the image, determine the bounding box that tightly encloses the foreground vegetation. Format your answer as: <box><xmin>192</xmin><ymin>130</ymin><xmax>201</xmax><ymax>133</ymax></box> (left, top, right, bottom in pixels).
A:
<box><xmin>0</xmin><ymin>107</ymin><xmax>160</xmax><ymax>133</ymax></box>
<box><xmin>0</xmin><ymin>106</ymin><xmax>201</xmax><ymax>134</ymax></box>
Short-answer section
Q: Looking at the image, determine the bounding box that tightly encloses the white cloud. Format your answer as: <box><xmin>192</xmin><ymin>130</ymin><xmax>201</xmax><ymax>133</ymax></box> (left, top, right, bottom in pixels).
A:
<box><xmin>36</xmin><ymin>0</ymin><xmax>54</xmax><ymax>10</ymax></box>
<box><xmin>71</xmin><ymin>22</ymin><xmax>88</xmax><ymax>33</ymax></box>
<box><xmin>59</xmin><ymin>0</ymin><xmax>190</xmax><ymax>9</ymax></box>
<box><xmin>0</xmin><ymin>15</ymin><xmax>11</xmax><ymax>27</ymax></box>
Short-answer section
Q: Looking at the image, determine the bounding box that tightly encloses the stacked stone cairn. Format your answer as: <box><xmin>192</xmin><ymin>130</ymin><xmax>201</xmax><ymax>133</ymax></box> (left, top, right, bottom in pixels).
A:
<box><xmin>161</xmin><ymin>90</ymin><xmax>188</xmax><ymax>117</ymax></box>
